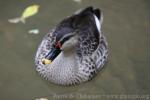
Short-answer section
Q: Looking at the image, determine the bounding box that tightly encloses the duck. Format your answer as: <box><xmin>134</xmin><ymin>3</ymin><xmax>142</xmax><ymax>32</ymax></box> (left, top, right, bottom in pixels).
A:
<box><xmin>35</xmin><ymin>6</ymin><xmax>108</xmax><ymax>86</ymax></box>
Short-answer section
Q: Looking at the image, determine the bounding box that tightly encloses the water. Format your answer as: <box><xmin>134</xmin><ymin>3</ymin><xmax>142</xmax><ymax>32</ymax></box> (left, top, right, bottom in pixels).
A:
<box><xmin>0</xmin><ymin>0</ymin><xmax>150</xmax><ymax>100</ymax></box>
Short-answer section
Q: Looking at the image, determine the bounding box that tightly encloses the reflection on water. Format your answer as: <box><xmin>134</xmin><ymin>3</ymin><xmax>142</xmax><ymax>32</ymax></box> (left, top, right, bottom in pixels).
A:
<box><xmin>0</xmin><ymin>0</ymin><xmax>150</xmax><ymax>100</ymax></box>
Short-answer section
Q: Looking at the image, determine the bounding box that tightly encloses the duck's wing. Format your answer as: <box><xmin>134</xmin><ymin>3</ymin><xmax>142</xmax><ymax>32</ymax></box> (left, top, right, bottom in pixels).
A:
<box><xmin>75</xmin><ymin>7</ymin><xmax>108</xmax><ymax>70</ymax></box>
<box><xmin>71</xmin><ymin>7</ymin><xmax>103</xmax><ymax>57</ymax></box>
<box><xmin>92</xmin><ymin>34</ymin><xmax>108</xmax><ymax>70</ymax></box>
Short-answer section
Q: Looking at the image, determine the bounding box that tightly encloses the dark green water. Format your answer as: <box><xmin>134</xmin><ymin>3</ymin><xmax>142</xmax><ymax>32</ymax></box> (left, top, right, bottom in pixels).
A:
<box><xmin>0</xmin><ymin>0</ymin><xmax>150</xmax><ymax>100</ymax></box>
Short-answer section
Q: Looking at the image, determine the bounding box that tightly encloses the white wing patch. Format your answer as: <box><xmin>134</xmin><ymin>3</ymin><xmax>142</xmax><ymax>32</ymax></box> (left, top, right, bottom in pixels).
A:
<box><xmin>93</xmin><ymin>14</ymin><xmax>101</xmax><ymax>33</ymax></box>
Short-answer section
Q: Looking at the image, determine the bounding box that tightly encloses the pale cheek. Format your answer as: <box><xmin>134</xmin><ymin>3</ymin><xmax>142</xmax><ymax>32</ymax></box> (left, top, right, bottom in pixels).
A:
<box><xmin>61</xmin><ymin>37</ymin><xmax>78</xmax><ymax>51</ymax></box>
<box><xmin>61</xmin><ymin>42</ymin><xmax>73</xmax><ymax>51</ymax></box>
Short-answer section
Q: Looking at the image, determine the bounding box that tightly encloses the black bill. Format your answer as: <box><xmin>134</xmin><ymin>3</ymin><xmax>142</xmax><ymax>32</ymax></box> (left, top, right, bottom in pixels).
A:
<box><xmin>42</xmin><ymin>47</ymin><xmax>61</xmax><ymax>65</ymax></box>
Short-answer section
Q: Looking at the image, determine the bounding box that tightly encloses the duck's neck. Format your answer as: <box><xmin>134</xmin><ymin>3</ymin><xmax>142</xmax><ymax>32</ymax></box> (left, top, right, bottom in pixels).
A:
<box><xmin>44</xmin><ymin>50</ymin><xmax>78</xmax><ymax>85</ymax></box>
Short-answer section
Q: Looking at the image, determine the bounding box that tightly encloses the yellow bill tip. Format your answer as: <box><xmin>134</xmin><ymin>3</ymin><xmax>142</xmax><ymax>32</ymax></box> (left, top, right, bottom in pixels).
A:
<box><xmin>42</xmin><ymin>58</ymin><xmax>52</xmax><ymax>65</ymax></box>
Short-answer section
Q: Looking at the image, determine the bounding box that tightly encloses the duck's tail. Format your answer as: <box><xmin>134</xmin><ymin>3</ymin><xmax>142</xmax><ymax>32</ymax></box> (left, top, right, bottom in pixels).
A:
<box><xmin>74</xmin><ymin>6</ymin><xmax>103</xmax><ymax>32</ymax></box>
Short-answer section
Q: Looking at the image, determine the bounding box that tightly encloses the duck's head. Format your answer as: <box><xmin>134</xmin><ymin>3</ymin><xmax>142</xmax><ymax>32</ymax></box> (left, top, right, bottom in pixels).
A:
<box><xmin>42</xmin><ymin>6</ymin><xmax>103</xmax><ymax>65</ymax></box>
<box><xmin>42</xmin><ymin>28</ymin><xmax>78</xmax><ymax>65</ymax></box>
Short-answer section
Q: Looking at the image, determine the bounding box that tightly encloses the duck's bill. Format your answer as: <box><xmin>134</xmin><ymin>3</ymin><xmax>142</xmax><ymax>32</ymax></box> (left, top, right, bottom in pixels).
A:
<box><xmin>42</xmin><ymin>48</ymin><xmax>61</xmax><ymax>65</ymax></box>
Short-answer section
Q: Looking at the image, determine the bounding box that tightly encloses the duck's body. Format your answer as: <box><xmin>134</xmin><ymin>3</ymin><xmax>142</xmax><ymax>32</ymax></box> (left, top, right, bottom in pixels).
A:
<box><xmin>35</xmin><ymin>7</ymin><xmax>108</xmax><ymax>85</ymax></box>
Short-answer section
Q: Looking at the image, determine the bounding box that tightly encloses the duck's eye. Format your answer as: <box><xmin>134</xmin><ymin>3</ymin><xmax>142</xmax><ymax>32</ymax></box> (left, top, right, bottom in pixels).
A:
<box><xmin>55</xmin><ymin>41</ymin><xmax>62</xmax><ymax>48</ymax></box>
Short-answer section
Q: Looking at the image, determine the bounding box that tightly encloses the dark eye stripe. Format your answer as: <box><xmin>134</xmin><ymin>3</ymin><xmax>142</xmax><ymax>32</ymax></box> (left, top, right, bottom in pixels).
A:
<box><xmin>59</xmin><ymin>33</ymin><xmax>75</xmax><ymax>45</ymax></box>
